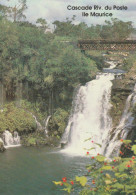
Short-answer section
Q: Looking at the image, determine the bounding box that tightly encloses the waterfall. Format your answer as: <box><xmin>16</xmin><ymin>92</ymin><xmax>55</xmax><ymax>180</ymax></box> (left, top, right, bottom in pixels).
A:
<box><xmin>2</xmin><ymin>130</ymin><xmax>21</xmax><ymax>148</ymax></box>
<box><xmin>105</xmin><ymin>84</ymin><xmax>136</xmax><ymax>157</ymax></box>
<box><xmin>105</xmin><ymin>61</ymin><xmax>117</xmax><ymax>69</ymax></box>
<box><xmin>61</xmin><ymin>73</ymin><xmax>114</xmax><ymax>156</ymax></box>
<box><xmin>44</xmin><ymin>116</ymin><xmax>51</xmax><ymax>136</ymax></box>
<box><xmin>31</xmin><ymin>114</ymin><xmax>43</xmax><ymax>131</ymax></box>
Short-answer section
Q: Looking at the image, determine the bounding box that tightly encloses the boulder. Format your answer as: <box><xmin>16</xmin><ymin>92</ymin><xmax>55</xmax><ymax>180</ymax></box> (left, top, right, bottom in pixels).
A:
<box><xmin>0</xmin><ymin>138</ymin><xmax>5</xmax><ymax>152</ymax></box>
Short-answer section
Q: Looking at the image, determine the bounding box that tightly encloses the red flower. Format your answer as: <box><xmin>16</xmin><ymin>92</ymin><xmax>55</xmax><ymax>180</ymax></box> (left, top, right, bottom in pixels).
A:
<box><xmin>60</xmin><ymin>183</ymin><xmax>63</xmax><ymax>186</ymax></box>
<box><xmin>120</xmin><ymin>151</ymin><xmax>123</xmax><ymax>155</ymax></box>
<box><xmin>104</xmin><ymin>162</ymin><xmax>107</xmax><ymax>165</ymax></box>
<box><xmin>132</xmin><ymin>156</ymin><xmax>135</xmax><ymax>160</ymax></box>
<box><xmin>70</xmin><ymin>181</ymin><xmax>74</xmax><ymax>185</ymax></box>
<box><xmin>120</xmin><ymin>139</ymin><xmax>123</xmax><ymax>142</ymax></box>
<box><xmin>88</xmin><ymin>170</ymin><xmax>91</xmax><ymax>172</ymax></box>
<box><xmin>97</xmin><ymin>153</ymin><xmax>100</xmax><ymax>156</ymax></box>
<box><xmin>62</xmin><ymin>177</ymin><xmax>67</xmax><ymax>182</ymax></box>
<box><xmin>91</xmin><ymin>141</ymin><xmax>94</xmax><ymax>143</ymax></box>
<box><xmin>92</xmin><ymin>180</ymin><xmax>95</xmax><ymax>184</ymax></box>
<box><xmin>100</xmin><ymin>171</ymin><xmax>103</xmax><ymax>173</ymax></box>
<box><xmin>130</xmin><ymin>160</ymin><xmax>132</xmax><ymax>163</ymax></box>
<box><xmin>87</xmin><ymin>152</ymin><xmax>89</xmax><ymax>155</ymax></box>
<box><xmin>92</xmin><ymin>156</ymin><xmax>94</xmax><ymax>159</ymax></box>
<box><xmin>112</xmin><ymin>166</ymin><xmax>115</xmax><ymax>169</ymax></box>
<box><xmin>113</xmin><ymin>159</ymin><xmax>116</xmax><ymax>162</ymax></box>
<box><xmin>127</xmin><ymin>164</ymin><xmax>131</xmax><ymax>168</ymax></box>
<box><xmin>90</xmin><ymin>188</ymin><xmax>93</xmax><ymax>191</ymax></box>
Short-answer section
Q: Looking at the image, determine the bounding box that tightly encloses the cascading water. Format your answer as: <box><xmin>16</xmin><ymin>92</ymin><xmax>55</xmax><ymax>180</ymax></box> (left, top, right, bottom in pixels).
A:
<box><xmin>31</xmin><ymin>114</ymin><xmax>43</xmax><ymax>131</ymax></box>
<box><xmin>104</xmin><ymin>61</ymin><xmax>117</xmax><ymax>69</ymax></box>
<box><xmin>44</xmin><ymin>116</ymin><xmax>51</xmax><ymax>136</ymax></box>
<box><xmin>61</xmin><ymin>57</ymin><xmax>136</xmax><ymax>157</ymax></box>
<box><xmin>2</xmin><ymin>130</ymin><xmax>21</xmax><ymax>148</ymax></box>
<box><xmin>61</xmin><ymin>73</ymin><xmax>114</xmax><ymax>156</ymax></box>
<box><xmin>105</xmin><ymin>84</ymin><xmax>136</xmax><ymax>157</ymax></box>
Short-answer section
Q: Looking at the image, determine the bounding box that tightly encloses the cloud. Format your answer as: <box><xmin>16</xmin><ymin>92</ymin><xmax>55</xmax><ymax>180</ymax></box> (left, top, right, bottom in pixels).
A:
<box><xmin>1</xmin><ymin>0</ymin><xmax>136</xmax><ymax>27</ymax></box>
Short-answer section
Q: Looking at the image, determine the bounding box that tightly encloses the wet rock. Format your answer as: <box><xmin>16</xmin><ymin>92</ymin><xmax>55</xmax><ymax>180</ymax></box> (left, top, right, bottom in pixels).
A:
<box><xmin>61</xmin><ymin>142</ymin><xmax>67</xmax><ymax>149</ymax></box>
<box><xmin>0</xmin><ymin>139</ymin><xmax>5</xmax><ymax>152</ymax></box>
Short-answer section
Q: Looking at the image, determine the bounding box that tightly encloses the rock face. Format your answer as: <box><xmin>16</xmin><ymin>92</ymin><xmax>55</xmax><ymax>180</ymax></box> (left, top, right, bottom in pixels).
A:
<box><xmin>0</xmin><ymin>138</ymin><xmax>5</xmax><ymax>152</ymax></box>
<box><xmin>110</xmin><ymin>62</ymin><xmax>136</xmax><ymax>128</ymax></box>
<box><xmin>110</xmin><ymin>78</ymin><xmax>133</xmax><ymax>128</ymax></box>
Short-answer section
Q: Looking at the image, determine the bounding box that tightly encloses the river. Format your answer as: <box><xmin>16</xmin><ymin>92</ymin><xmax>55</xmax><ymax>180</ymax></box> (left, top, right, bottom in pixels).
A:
<box><xmin>0</xmin><ymin>147</ymin><xmax>90</xmax><ymax>195</ymax></box>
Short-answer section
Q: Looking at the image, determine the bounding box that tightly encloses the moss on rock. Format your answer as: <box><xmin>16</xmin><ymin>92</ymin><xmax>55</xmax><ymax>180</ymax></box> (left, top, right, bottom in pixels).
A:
<box><xmin>0</xmin><ymin>140</ymin><xmax>5</xmax><ymax>152</ymax></box>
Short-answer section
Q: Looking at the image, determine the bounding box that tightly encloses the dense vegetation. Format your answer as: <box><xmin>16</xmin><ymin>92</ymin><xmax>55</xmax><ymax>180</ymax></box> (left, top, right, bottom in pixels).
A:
<box><xmin>0</xmin><ymin>102</ymin><xmax>36</xmax><ymax>133</ymax></box>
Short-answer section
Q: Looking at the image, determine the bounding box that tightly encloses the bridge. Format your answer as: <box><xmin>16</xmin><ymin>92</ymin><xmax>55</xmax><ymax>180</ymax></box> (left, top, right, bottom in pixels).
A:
<box><xmin>78</xmin><ymin>40</ymin><xmax>136</xmax><ymax>51</ymax></box>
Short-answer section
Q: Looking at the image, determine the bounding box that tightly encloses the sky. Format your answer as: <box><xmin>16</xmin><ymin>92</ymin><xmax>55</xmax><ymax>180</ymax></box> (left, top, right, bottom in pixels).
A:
<box><xmin>1</xmin><ymin>0</ymin><xmax>136</xmax><ymax>27</ymax></box>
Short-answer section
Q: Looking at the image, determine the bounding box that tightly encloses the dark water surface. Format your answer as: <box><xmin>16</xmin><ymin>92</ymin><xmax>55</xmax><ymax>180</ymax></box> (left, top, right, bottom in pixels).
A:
<box><xmin>0</xmin><ymin>147</ymin><xmax>90</xmax><ymax>195</ymax></box>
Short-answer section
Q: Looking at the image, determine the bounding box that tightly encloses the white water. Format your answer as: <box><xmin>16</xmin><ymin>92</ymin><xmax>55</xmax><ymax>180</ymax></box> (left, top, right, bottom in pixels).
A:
<box><xmin>32</xmin><ymin>114</ymin><xmax>43</xmax><ymax>131</ymax></box>
<box><xmin>2</xmin><ymin>130</ymin><xmax>21</xmax><ymax>148</ymax></box>
<box><xmin>105</xmin><ymin>61</ymin><xmax>117</xmax><ymax>69</ymax></box>
<box><xmin>61</xmin><ymin>60</ymin><xmax>136</xmax><ymax>157</ymax></box>
<box><xmin>105</xmin><ymin>84</ymin><xmax>136</xmax><ymax>157</ymax></box>
<box><xmin>61</xmin><ymin>73</ymin><xmax>114</xmax><ymax>156</ymax></box>
<box><xmin>44</xmin><ymin>116</ymin><xmax>51</xmax><ymax>136</ymax></box>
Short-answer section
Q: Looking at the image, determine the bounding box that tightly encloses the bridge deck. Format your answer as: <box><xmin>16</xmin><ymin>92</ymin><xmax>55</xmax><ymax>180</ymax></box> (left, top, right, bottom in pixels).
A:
<box><xmin>78</xmin><ymin>40</ymin><xmax>136</xmax><ymax>51</ymax></box>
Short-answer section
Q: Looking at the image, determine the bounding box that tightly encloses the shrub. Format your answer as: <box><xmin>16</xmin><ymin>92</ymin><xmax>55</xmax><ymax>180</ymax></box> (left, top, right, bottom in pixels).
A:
<box><xmin>53</xmin><ymin>139</ymin><xmax>136</xmax><ymax>194</ymax></box>
<box><xmin>0</xmin><ymin>102</ymin><xmax>36</xmax><ymax>133</ymax></box>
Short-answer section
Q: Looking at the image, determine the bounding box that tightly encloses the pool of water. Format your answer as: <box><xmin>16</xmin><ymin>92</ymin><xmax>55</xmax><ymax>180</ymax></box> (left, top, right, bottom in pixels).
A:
<box><xmin>0</xmin><ymin>147</ymin><xmax>90</xmax><ymax>195</ymax></box>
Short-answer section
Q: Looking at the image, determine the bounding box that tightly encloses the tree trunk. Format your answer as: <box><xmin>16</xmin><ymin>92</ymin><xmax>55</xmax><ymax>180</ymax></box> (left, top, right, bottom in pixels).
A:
<box><xmin>0</xmin><ymin>82</ymin><xmax>5</xmax><ymax>109</ymax></box>
<box><xmin>16</xmin><ymin>81</ymin><xmax>22</xmax><ymax>107</ymax></box>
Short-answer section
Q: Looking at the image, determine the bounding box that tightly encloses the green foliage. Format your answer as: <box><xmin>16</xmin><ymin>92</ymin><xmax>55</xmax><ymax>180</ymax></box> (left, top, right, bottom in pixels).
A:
<box><xmin>100</xmin><ymin>18</ymin><xmax>133</xmax><ymax>40</ymax></box>
<box><xmin>0</xmin><ymin>16</ymin><xmax>98</xmax><ymax>118</ymax></box>
<box><xmin>27</xmin><ymin>137</ymin><xmax>36</xmax><ymax>146</ymax></box>
<box><xmin>0</xmin><ymin>102</ymin><xmax>36</xmax><ymax>133</ymax></box>
<box><xmin>123</xmin><ymin>53</ymin><xmax>136</xmax><ymax>71</ymax></box>
<box><xmin>54</xmin><ymin>140</ymin><xmax>136</xmax><ymax>194</ymax></box>
<box><xmin>95</xmin><ymin>155</ymin><xmax>105</xmax><ymax>162</ymax></box>
<box><xmin>36</xmin><ymin>18</ymin><xmax>48</xmax><ymax>31</ymax></box>
<box><xmin>76</xmin><ymin>176</ymin><xmax>87</xmax><ymax>187</ymax></box>
<box><xmin>131</xmin><ymin>145</ymin><xmax>136</xmax><ymax>155</ymax></box>
<box><xmin>49</xmin><ymin>108</ymin><xmax>69</xmax><ymax>136</ymax></box>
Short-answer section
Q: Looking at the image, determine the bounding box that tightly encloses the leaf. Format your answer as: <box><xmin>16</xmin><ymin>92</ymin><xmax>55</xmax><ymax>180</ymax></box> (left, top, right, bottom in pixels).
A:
<box><xmin>53</xmin><ymin>181</ymin><xmax>62</xmax><ymax>185</ymax></box>
<box><xmin>114</xmin><ymin>157</ymin><xmax>121</xmax><ymax>161</ymax></box>
<box><xmin>112</xmin><ymin>183</ymin><xmax>125</xmax><ymax>189</ymax></box>
<box><xmin>83</xmin><ymin>147</ymin><xmax>95</xmax><ymax>151</ymax></box>
<box><xmin>62</xmin><ymin>187</ymin><xmax>71</xmax><ymax>194</ymax></box>
<box><xmin>88</xmin><ymin>147</ymin><xmax>96</xmax><ymax>151</ymax></box>
<box><xmin>94</xmin><ymin>142</ymin><xmax>102</xmax><ymax>148</ymax></box>
<box><xmin>117</xmin><ymin>161</ymin><xmax>127</xmax><ymax>172</ymax></box>
<box><xmin>95</xmin><ymin>155</ymin><xmax>105</xmax><ymax>162</ymax></box>
<box><xmin>86</xmin><ymin>165</ymin><xmax>93</xmax><ymax>170</ymax></box>
<box><xmin>123</xmin><ymin>140</ymin><xmax>132</xmax><ymax>145</ymax></box>
<box><xmin>75</xmin><ymin>176</ymin><xmax>87</xmax><ymax>187</ymax></box>
<box><xmin>61</xmin><ymin>183</ymin><xmax>72</xmax><ymax>194</ymax></box>
<box><xmin>115</xmin><ymin>173</ymin><xmax>128</xmax><ymax>178</ymax></box>
<box><xmin>84</xmin><ymin>137</ymin><xmax>92</xmax><ymax>142</ymax></box>
<box><xmin>101</xmin><ymin>166</ymin><xmax>112</xmax><ymax>170</ymax></box>
<box><xmin>105</xmin><ymin>180</ymin><xmax>112</xmax><ymax>185</ymax></box>
<box><xmin>131</xmin><ymin>145</ymin><xmax>136</xmax><ymax>155</ymax></box>
<box><xmin>105</xmin><ymin>174</ymin><xmax>111</xmax><ymax>179</ymax></box>
<box><xmin>125</xmin><ymin>185</ymin><xmax>136</xmax><ymax>190</ymax></box>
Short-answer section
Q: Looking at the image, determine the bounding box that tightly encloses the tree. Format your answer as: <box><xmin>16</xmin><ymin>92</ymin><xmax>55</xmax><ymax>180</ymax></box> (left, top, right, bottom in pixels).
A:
<box><xmin>8</xmin><ymin>0</ymin><xmax>27</xmax><ymax>22</ymax></box>
<box><xmin>36</xmin><ymin>18</ymin><xmax>48</xmax><ymax>32</ymax></box>
<box><xmin>0</xmin><ymin>4</ymin><xmax>9</xmax><ymax>17</ymax></box>
<box><xmin>100</xmin><ymin>19</ymin><xmax>133</xmax><ymax>40</ymax></box>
